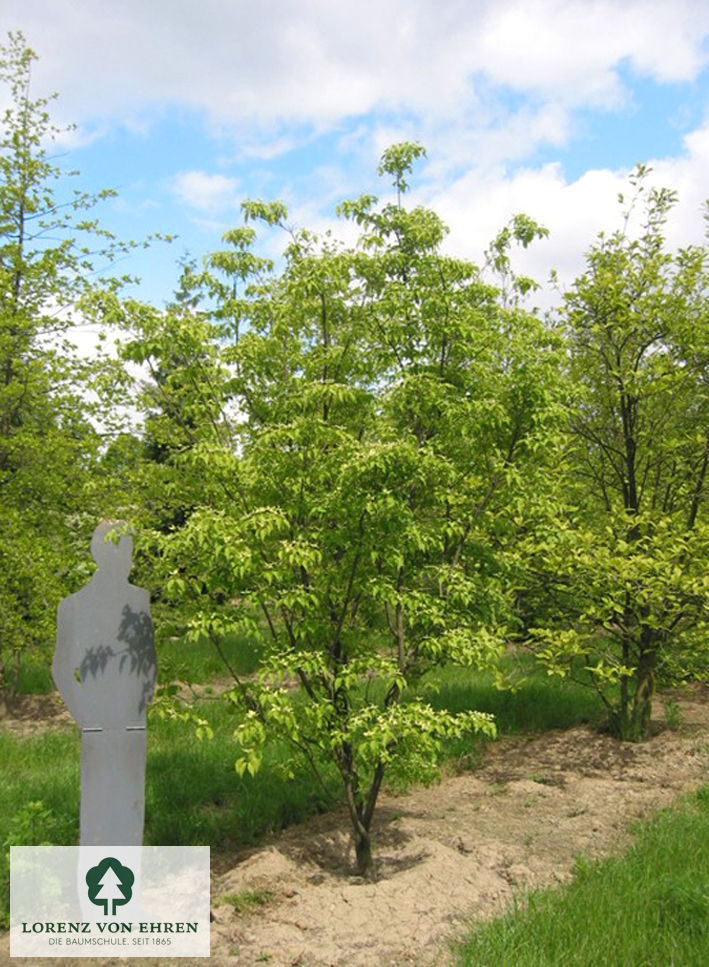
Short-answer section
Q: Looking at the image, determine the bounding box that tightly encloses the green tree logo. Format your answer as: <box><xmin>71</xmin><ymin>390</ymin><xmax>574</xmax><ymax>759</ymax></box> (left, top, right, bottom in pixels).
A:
<box><xmin>86</xmin><ymin>857</ymin><xmax>134</xmax><ymax>916</ymax></box>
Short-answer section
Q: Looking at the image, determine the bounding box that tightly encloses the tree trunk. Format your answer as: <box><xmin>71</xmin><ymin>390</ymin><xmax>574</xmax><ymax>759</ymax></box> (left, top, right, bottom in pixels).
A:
<box><xmin>619</xmin><ymin>627</ymin><xmax>630</xmax><ymax>722</ymax></box>
<box><xmin>354</xmin><ymin>828</ymin><xmax>372</xmax><ymax>876</ymax></box>
<box><xmin>12</xmin><ymin>647</ymin><xmax>21</xmax><ymax>698</ymax></box>
<box><xmin>614</xmin><ymin>642</ymin><xmax>656</xmax><ymax>741</ymax></box>
<box><xmin>341</xmin><ymin>767</ymin><xmax>374</xmax><ymax>877</ymax></box>
<box><xmin>341</xmin><ymin>759</ymin><xmax>385</xmax><ymax>877</ymax></box>
<box><xmin>630</xmin><ymin>645</ymin><xmax>656</xmax><ymax>740</ymax></box>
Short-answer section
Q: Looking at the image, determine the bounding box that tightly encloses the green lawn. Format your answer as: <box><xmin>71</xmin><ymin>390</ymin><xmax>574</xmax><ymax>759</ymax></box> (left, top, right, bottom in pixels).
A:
<box><xmin>417</xmin><ymin>655</ymin><xmax>605</xmax><ymax>733</ymax></box>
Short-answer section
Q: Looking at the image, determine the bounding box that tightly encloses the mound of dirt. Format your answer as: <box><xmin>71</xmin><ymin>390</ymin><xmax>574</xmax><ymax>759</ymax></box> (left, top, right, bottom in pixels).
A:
<box><xmin>3</xmin><ymin>686</ymin><xmax>708</xmax><ymax>966</ymax></box>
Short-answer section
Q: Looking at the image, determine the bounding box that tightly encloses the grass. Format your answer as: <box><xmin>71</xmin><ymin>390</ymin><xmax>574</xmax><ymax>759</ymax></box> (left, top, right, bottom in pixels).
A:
<box><xmin>0</xmin><ymin>698</ymin><xmax>338</xmax><ymax>928</ymax></box>
<box><xmin>15</xmin><ymin>654</ymin><xmax>55</xmax><ymax>694</ymax></box>
<box><xmin>144</xmin><ymin>700</ymin><xmax>339</xmax><ymax>848</ymax></box>
<box><xmin>0</xmin><ymin>730</ymin><xmax>80</xmax><ymax>837</ymax></box>
<box><xmin>156</xmin><ymin>631</ymin><xmax>263</xmax><ymax>685</ymax></box>
<box><xmin>216</xmin><ymin>889</ymin><xmax>275</xmax><ymax>914</ymax></box>
<box><xmin>453</xmin><ymin>783</ymin><xmax>709</xmax><ymax>966</ymax></box>
<box><xmin>13</xmin><ymin>629</ymin><xmax>263</xmax><ymax>695</ymax></box>
<box><xmin>413</xmin><ymin>654</ymin><xmax>607</xmax><ymax>769</ymax></box>
<box><xmin>418</xmin><ymin>654</ymin><xmax>606</xmax><ymax>734</ymax></box>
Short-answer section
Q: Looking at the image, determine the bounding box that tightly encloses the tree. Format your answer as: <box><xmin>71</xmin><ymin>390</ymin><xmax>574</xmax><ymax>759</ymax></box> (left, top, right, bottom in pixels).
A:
<box><xmin>110</xmin><ymin>145</ymin><xmax>562</xmax><ymax>873</ymax></box>
<box><xmin>529</xmin><ymin>169</ymin><xmax>709</xmax><ymax>740</ymax></box>
<box><xmin>0</xmin><ymin>32</ymin><xmax>144</xmax><ymax>697</ymax></box>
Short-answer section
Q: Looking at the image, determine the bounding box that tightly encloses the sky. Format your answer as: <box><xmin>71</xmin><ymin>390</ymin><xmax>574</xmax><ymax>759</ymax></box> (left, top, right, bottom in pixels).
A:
<box><xmin>4</xmin><ymin>0</ymin><xmax>709</xmax><ymax>313</ymax></box>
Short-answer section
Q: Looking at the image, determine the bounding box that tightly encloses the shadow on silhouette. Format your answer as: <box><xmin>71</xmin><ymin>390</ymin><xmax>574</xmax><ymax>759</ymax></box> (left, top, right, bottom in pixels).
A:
<box><xmin>78</xmin><ymin>606</ymin><xmax>156</xmax><ymax>715</ymax></box>
<box><xmin>118</xmin><ymin>605</ymin><xmax>156</xmax><ymax>714</ymax></box>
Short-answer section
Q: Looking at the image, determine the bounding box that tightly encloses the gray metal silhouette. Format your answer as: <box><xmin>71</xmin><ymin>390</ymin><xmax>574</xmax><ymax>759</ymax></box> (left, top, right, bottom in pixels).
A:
<box><xmin>52</xmin><ymin>522</ymin><xmax>156</xmax><ymax>846</ymax></box>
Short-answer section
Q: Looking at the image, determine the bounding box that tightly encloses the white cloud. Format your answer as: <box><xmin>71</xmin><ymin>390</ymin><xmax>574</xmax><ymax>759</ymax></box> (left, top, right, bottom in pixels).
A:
<box><xmin>430</xmin><ymin>118</ymin><xmax>709</xmax><ymax>305</ymax></box>
<box><xmin>474</xmin><ymin>0</ymin><xmax>709</xmax><ymax>106</ymax></box>
<box><xmin>6</xmin><ymin>0</ymin><xmax>708</xmax><ymax>137</ymax></box>
<box><xmin>171</xmin><ymin>170</ymin><xmax>241</xmax><ymax>214</ymax></box>
<box><xmin>237</xmin><ymin>134</ymin><xmax>309</xmax><ymax>161</ymax></box>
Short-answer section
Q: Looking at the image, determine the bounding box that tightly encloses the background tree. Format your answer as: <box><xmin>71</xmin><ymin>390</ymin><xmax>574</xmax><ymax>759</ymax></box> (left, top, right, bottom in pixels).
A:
<box><xmin>529</xmin><ymin>170</ymin><xmax>709</xmax><ymax>739</ymax></box>
<box><xmin>0</xmin><ymin>32</ymin><xmax>148</xmax><ymax>698</ymax></box>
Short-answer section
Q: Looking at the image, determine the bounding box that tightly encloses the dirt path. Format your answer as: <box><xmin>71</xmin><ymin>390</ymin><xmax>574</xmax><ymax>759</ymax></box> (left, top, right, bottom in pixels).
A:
<box><xmin>3</xmin><ymin>686</ymin><xmax>709</xmax><ymax>966</ymax></box>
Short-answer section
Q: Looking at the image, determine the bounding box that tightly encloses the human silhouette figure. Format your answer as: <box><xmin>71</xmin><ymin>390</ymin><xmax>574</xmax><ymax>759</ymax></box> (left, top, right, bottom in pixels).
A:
<box><xmin>53</xmin><ymin>522</ymin><xmax>156</xmax><ymax>846</ymax></box>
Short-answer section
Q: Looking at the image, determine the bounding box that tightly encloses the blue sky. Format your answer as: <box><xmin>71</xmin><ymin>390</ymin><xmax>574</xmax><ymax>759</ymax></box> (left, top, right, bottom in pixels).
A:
<box><xmin>4</xmin><ymin>0</ymin><xmax>709</xmax><ymax>313</ymax></box>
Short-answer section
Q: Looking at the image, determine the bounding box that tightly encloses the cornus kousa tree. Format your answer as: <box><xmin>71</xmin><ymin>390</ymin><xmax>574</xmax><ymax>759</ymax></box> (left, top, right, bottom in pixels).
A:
<box><xmin>109</xmin><ymin>144</ymin><xmax>563</xmax><ymax>874</ymax></box>
<box><xmin>527</xmin><ymin>170</ymin><xmax>709</xmax><ymax>741</ymax></box>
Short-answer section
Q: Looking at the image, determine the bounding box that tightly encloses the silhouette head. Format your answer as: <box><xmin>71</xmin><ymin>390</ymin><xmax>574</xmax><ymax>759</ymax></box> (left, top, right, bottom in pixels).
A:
<box><xmin>91</xmin><ymin>521</ymin><xmax>133</xmax><ymax>581</ymax></box>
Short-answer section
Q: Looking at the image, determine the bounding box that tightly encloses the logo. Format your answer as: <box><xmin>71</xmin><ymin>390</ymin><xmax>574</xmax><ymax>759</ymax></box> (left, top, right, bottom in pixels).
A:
<box><xmin>86</xmin><ymin>857</ymin><xmax>134</xmax><ymax>916</ymax></box>
<box><xmin>11</xmin><ymin>846</ymin><xmax>210</xmax><ymax>957</ymax></box>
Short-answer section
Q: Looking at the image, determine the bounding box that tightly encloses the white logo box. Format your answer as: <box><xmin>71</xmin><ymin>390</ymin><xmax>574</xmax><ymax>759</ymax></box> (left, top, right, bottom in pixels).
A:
<box><xmin>10</xmin><ymin>846</ymin><xmax>210</xmax><ymax>958</ymax></box>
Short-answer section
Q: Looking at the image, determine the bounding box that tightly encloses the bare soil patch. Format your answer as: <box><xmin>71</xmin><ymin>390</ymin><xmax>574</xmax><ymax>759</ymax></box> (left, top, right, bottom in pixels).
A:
<box><xmin>0</xmin><ymin>692</ymin><xmax>73</xmax><ymax>735</ymax></box>
<box><xmin>3</xmin><ymin>685</ymin><xmax>709</xmax><ymax>966</ymax></box>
